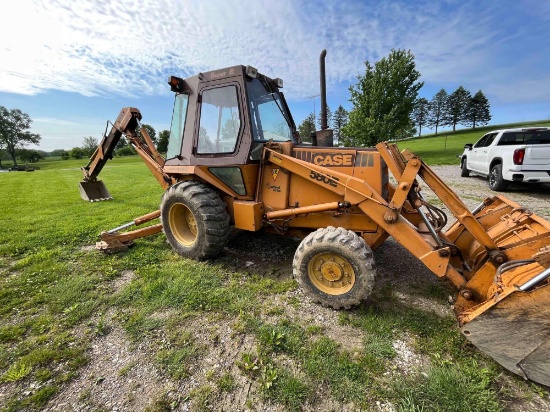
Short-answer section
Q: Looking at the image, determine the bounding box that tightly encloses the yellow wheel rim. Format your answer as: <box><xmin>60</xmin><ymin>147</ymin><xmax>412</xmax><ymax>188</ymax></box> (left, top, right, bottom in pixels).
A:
<box><xmin>307</xmin><ymin>252</ymin><xmax>355</xmax><ymax>295</ymax></box>
<box><xmin>168</xmin><ymin>203</ymin><xmax>197</xmax><ymax>246</ymax></box>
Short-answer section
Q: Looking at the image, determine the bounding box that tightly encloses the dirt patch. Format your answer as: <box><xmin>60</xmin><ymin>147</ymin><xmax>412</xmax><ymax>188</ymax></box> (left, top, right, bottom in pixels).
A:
<box><xmin>79</xmin><ymin>245</ymin><xmax>97</xmax><ymax>253</ymax></box>
<box><xmin>0</xmin><ymin>382</ymin><xmax>19</xmax><ymax>409</ymax></box>
<box><xmin>215</xmin><ymin>230</ymin><xmax>298</xmax><ymax>279</ymax></box>
<box><xmin>44</xmin><ymin>325</ymin><xmax>180</xmax><ymax>411</ymax></box>
<box><xmin>393</xmin><ymin>291</ymin><xmax>452</xmax><ymax>318</ymax></box>
<box><xmin>112</xmin><ymin>270</ymin><xmax>135</xmax><ymax>294</ymax></box>
<box><xmin>280</xmin><ymin>290</ymin><xmax>365</xmax><ymax>351</ymax></box>
<box><xmin>391</xmin><ymin>334</ymin><xmax>430</xmax><ymax>376</ymax></box>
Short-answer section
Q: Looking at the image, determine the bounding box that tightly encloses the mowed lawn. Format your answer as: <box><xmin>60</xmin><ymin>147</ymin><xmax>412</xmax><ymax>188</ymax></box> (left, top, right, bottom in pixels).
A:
<box><xmin>0</xmin><ymin>155</ymin><xmax>548</xmax><ymax>411</ymax></box>
<box><xmin>397</xmin><ymin>121</ymin><xmax>550</xmax><ymax>165</ymax></box>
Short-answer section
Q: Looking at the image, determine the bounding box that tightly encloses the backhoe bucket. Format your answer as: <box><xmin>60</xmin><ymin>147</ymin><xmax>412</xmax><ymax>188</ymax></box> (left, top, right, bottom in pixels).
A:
<box><xmin>79</xmin><ymin>180</ymin><xmax>112</xmax><ymax>201</ymax></box>
<box><xmin>444</xmin><ymin>195</ymin><xmax>550</xmax><ymax>385</ymax></box>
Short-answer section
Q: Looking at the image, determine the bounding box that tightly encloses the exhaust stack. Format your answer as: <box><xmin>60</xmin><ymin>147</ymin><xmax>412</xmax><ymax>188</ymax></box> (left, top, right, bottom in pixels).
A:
<box><xmin>316</xmin><ymin>50</ymin><xmax>333</xmax><ymax>146</ymax></box>
<box><xmin>320</xmin><ymin>50</ymin><xmax>328</xmax><ymax>130</ymax></box>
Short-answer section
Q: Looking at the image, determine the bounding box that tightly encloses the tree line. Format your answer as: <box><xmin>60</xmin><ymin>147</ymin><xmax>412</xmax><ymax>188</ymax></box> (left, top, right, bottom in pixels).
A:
<box><xmin>297</xmin><ymin>49</ymin><xmax>492</xmax><ymax>146</ymax></box>
<box><xmin>0</xmin><ymin>105</ymin><xmax>172</xmax><ymax>167</ymax></box>
<box><xmin>64</xmin><ymin>125</ymin><xmax>171</xmax><ymax>160</ymax></box>
<box><xmin>412</xmin><ymin>87</ymin><xmax>491</xmax><ymax>137</ymax></box>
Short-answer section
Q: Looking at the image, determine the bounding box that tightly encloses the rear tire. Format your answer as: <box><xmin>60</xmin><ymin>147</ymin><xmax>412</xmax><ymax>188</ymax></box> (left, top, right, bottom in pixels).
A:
<box><xmin>488</xmin><ymin>164</ymin><xmax>509</xmax><ymax>191</ymax></box>
<box><xmin>293</xmin><ymin>227</ymin><xmax>376</xmax><ymax>309</ymax></box>
<box><xmin>160</xmin><ymin>181</ymin><xmax>230</xmax><ymax>260</ymax></box>
<box><xmin>461</xmin><ymin>158</ymin><xmax>470</xmax><ymax>177</ymax></box>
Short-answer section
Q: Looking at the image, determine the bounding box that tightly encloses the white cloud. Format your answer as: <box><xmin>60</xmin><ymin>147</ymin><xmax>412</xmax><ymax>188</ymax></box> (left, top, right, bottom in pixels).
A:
<box><xmin>0</xmin><ymin>0</ymin><xmax>548</xmax><ymax>104</ymax></box>
<box><xmin>33</xmin><ymin>117</ymin><xmax>80</xmax><ymax>125</ymax></box>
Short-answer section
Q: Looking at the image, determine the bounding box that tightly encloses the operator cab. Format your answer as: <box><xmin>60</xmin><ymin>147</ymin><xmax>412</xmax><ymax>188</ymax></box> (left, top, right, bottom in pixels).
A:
<box><xmin>165</xmin><ymin>65</ymin><xmax>296</xmax><ymax>167</ymax></box>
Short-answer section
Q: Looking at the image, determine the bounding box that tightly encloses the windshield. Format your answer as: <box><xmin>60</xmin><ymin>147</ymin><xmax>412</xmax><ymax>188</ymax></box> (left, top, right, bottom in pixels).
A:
<box><xmin>246</xmin><ymin>78</ymin><xmax>292</xmax><ymax>142</ymax></box>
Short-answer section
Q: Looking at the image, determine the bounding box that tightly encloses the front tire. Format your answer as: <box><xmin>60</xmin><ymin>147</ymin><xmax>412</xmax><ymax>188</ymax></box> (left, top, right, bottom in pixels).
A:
<box><xmin>160</xmin><ymin>181</ymin><xmax>230</xmax><ymax>260</ymax></box>
<box><xmin>461</xmin><ymin>158</ymin><xmax>470</xmax><ymax>177</ymax></box>
<box><xmin>293</xmin><ymin>227</ymin><xmax>376</xmax><ymax>309</ymax></box>
<box><xmin>488</xmin><ymin>164</ymin><xmax>509</xmax><ymax>191</ymax></box>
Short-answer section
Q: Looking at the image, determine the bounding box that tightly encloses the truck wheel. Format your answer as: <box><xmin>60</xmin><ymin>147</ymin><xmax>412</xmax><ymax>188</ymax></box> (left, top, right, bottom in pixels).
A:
<box><xmin>293</xmin><ymin>227</ymin><xmax>376</xmax><ymax>309</ymax></box>
<box><xmin>461</xmin><ymin>158</ymin><xmax>470</xmax><ymax>177</ymax></box>
<box><xmin>488</xmin><ymin>164</ymin><xmax>509</xmax><ymax>191</ymax></box>
<box><xmin>160</xmin><ymin>181</ymin><xmax>230</xmax><ymax>260</ymax></box>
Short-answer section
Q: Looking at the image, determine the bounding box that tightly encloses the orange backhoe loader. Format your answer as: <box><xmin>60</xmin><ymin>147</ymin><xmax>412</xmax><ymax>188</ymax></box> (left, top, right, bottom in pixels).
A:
<box><xmin>80</xmin><ymin>51</ymin><xmax>550</xmax><ymax>386</ymax></box>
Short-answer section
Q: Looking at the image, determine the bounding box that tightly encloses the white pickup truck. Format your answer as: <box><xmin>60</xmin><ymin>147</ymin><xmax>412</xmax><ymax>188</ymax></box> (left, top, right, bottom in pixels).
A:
<box><xmin>460</xmin><ymin>127</ymin><xmax>550</xmax><ymax>191</ymax></box>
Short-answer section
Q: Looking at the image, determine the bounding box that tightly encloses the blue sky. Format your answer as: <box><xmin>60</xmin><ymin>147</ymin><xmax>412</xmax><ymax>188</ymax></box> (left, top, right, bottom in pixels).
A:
<box><xmin>1</xmin><ymin>0</ymin><xmax>549</xmax><ymax>151</ymax></box>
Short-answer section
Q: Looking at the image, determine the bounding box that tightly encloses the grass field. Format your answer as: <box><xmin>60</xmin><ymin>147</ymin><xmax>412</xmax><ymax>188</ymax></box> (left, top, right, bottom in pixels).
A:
<box><xmin>1</xmin><ymin>153</ymin><xmax>548</xmax><ymax>410</ymax></box>
<box><xmin>397</xmin><ymin>121</ymin><xmax>550</xmax><ymax>165</ymax></box>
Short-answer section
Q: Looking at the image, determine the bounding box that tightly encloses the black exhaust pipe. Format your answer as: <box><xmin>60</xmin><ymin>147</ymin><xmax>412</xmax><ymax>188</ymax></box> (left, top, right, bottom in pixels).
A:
<box><xmin>316</xmin><ymin>50</ymin><xmax>333</xmax><ymax>146</ymax></box>
<box><xmin>320</xmin><ymin>49</ymin><xmax>328</xmax><ymax>130</ymax></box>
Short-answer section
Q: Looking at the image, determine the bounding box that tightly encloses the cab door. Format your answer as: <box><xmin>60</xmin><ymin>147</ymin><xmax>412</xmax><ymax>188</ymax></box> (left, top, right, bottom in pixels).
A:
<box><xmin>470</xmin><ymin>134</ymin><xmax>489</xmax><ymax>172</ymax></box>
<box><xmin>478</xmin><ymin>133</ymin><xmax>498</xmax><ymax>174</ymax></box>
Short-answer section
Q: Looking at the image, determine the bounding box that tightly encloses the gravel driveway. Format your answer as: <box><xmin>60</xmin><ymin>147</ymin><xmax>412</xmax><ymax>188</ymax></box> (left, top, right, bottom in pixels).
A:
<box><xmin>423</xmin><ymin>165</ymin><xmax>550</xmax><ymax>220</ymax></box>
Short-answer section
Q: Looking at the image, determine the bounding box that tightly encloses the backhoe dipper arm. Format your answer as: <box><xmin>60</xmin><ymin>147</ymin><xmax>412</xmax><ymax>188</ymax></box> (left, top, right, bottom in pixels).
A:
<box><xmin>81</xmin><ymin>107</ymin><xmax>175</xmax><ymax>195</ymax></box>
<box><xmin>82</xmin><ymin>108</ymin><xmax>142</xmax><ymax>182</ymax></box>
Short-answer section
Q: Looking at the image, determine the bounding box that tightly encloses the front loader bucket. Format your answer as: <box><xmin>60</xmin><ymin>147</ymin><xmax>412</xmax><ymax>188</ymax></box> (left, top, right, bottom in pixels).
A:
<box><xmin>79</xmin><ymin>180</ymin><xmax>112</xmax><ymax>201</ymax></box>
<box><xmin>444</xmin><ymin>195</ymin><xmax>550</xmax><ymax>385</ymax></box>
<box><xmin>460</xmin><ymin>283</ymin><xmax>550</xmax><ymax>386</ymax></box>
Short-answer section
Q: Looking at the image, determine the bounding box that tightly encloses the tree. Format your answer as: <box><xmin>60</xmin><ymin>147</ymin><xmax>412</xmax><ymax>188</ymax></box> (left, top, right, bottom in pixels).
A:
<box><xmin>157</xmin><ymin>130</ymin><xmax>170</xmax><ymax>153</ymax></box>
<box><xmin>82</xmin><ymin>136</ymin><xmax>98</xmax><ymax>157</ymax></box>
<box><xmin>427</xmin><ymin>89</ymin><xmax>448</xmax><ymax>136</ymax></box>
<box><xmin>0</xmin><ymin>106</ymin><xmax>41</xmax><ymax>167</ymax></box>
<box><xmin>466</xmin><ymin>90</ymin><xmax>491</xmax><ymax>130</ymax></box>
<box><xmin>49</xmin><ymin>149</ymin><xmax>68</xmax><ymax>158</ymax></box>
<box><xmin>17</xmin><ymin>148</ymin><xmax>45</xmax><ymax>163</ymax></box>
<box><xmin>116</xmin><ymin>145</ymin><xmax>137</xmax><ymax>156</ymax></box>
<box><xmin>444</xmin><ymin>86</ymin><xmax>471</xmax><ymax>132</ymax></box>
<box><xmin>69</xmin><ymin>147</ymin><xmax>85</xmax><ymax>159</ymax></box>
<box><xmin>317</xmin><ymin>105</ymin><xmax>332</xmax><ymax>129</ymax></box>
<box><xmin>332</xmin><ymin>105</ymin><xmax>349</xmax><ymax>146</ymax></box>
<box><xmin>343</xmin><ymin>49</ymin><xmax>423</xmax><ymax>146</ymax></box>
<box><xmin>297</xmin><ymin>112</ymin><xmax>316</xmax><ymax>142</ymax></box>
<box><xmin>221</xmin><ymin>118</ymin><xmax>238</xmax><ymax>142</ymax></box>
<box><xmin>411</xmin><ymin>98</ymin><xmax>430</xmax><ymax>137</ymax></box>
<box><xmin>115</xmin><ymin>137</ymin><xmax>128</xmax><ymax>151</ymax></box>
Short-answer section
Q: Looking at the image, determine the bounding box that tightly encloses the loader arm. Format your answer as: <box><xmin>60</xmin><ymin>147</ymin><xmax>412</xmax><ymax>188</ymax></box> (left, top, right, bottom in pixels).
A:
<box><xmin>262</xmin><ymin>145</ymin><xmax>467</xmax><ymax>289</ymax></box>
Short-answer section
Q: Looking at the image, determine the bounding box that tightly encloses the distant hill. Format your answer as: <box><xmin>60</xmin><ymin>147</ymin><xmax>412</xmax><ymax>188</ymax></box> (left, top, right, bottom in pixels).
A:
<box><xmin>397</xmin><ymin>120</ymin><xmax>550</xmax><ymax>165</ymax></box>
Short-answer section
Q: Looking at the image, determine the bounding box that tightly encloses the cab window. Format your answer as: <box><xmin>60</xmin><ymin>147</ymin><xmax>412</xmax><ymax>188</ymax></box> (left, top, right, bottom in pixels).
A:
<box><xmin>474</xmin><ymin>134</ymin><xmax>489</xmax><ymax>148</ymax></box>
<box><xmin>483</xmin><ymin>133</ymin><xmax>497</xmax><ymax>147</ymax></box>
<box><xmin>166</xmin><ymin>93</ymin><xmax>189</xmax><ymax>159</ymax></box>
<box><xmin>197</xmin><ymin>85</ymin><xmax>241</xmax><ymax>154</ymax></box>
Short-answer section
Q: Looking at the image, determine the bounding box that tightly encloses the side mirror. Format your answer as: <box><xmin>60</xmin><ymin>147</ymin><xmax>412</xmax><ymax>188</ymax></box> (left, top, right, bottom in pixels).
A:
<box><xmin>464</xmin><ymin>143</ymin><xmax>473</xmax><ymax>150</ymax></box>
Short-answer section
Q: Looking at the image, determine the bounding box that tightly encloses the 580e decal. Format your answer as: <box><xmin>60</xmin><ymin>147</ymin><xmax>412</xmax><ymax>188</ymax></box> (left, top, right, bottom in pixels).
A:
<box><xmin>309</xmin><ymin>171</ymin><xmax>339</xmax><ymax>187</ymax></box>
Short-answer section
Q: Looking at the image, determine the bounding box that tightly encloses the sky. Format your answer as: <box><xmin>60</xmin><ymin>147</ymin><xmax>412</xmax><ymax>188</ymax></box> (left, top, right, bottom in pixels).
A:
<box><xmin>1</xmin><ymin>0</ymin><xmax>549</xmax><ymax>151</ymax></box>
